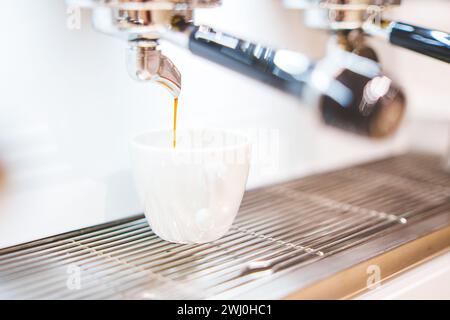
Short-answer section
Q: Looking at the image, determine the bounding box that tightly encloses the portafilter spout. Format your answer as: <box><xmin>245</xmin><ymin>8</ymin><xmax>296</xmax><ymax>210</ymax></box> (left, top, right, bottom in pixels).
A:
<box><xmin>65</xmin><ymin>0</ymin><xmax>222</xmax><ymax>96</ymax></box>
<box><xmin>126</xmin><ymin>39</ymin><xmax>181</xmax><ymax>97</ymax></box>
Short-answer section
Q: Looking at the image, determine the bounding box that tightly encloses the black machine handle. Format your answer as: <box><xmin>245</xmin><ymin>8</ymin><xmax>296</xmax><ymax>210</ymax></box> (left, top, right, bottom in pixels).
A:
<box><xmin>389</xmin><ymin>22</ymin><xmax>450</xmax><ymax>63</ymax></box>
<box><xmin>186</xmin><ymin>25</ymin><xmax>406</xmax><ymax>138</ymax></box>
<box><xmin>187</xmin><ymin>25</ymin><xmax>310</xmax><ymax>96</ymax></box>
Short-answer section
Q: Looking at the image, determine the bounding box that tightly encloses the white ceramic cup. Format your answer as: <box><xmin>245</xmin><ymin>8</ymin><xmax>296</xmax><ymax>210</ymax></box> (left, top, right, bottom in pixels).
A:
<box><xmin>130</xmin><ymin>129</ymin><xmax>251</xmax><ymax>244</ymax></box>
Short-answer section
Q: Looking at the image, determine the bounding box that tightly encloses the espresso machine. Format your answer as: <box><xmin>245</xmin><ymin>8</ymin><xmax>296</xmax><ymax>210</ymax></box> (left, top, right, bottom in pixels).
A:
<box><xmin>0</xmin><ymin>0</ymin><xmax>449</xmax><ymax>300</ymax></box>
<box><xmin>66</xmin><ymin>0</ymin><xmax>448</xmax><ymax>138</ymax></box>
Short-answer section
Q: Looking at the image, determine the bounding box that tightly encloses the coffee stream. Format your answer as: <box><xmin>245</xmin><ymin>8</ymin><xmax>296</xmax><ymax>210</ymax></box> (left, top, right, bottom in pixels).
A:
<box><xmin>173</xmin><ymin>97</ymin><xmax>178</xmax><ymax>149</ymax></box>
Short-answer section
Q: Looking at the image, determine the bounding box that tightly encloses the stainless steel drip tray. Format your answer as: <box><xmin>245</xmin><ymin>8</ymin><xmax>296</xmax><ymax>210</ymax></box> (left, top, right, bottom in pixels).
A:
<box><xmin>1</xmin><ymin>153</ymin><xmax>449</xmax><ymax>299</ymax></box>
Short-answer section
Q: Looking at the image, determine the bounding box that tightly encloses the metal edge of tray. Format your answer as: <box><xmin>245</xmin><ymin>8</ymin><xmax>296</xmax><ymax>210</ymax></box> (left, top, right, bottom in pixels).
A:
<box><xmin>0</xmin><ymin>214</ymin><xmax>145</xmax><ymax>256</ymax></box>
<box><xmin>1</xmin><ymin>153</ymin><xmax>449</xmax><ymax>300</ymax></box>
<box><xmin>223</xmin><ymin>206</ymin><xmax>450</xmax><ymax>300</ymax></box>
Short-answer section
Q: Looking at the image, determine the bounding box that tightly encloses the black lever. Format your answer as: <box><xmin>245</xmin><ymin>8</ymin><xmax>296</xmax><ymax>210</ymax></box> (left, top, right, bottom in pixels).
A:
<box><xmin>185</xmin><ymin>25</ymin><xmax>406</xmax><ymax>138</ymax></box>
<box><xmin>187</xmin><ymin>25</ymin><xmax>310</xmax><ymax>97</ymax></box>
<box><xmin>389</xmin><ymin>22</ymin><xmax>450</xmax><ymax>63</ymax></box>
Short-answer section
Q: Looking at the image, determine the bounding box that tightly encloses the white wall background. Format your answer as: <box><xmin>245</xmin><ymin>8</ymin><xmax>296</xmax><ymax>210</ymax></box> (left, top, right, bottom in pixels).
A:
<box><xmin>0</xmin><ymin>0</ymin><xmax>448</xmax><ymax>247</ymax></box>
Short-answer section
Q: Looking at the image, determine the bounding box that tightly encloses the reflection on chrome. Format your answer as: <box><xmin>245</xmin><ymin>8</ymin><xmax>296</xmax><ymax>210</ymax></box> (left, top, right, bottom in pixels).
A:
<box><xmin>363</xmin><ymin>76</ymin><xmax>392</xmax><ymax>105</ymax></box>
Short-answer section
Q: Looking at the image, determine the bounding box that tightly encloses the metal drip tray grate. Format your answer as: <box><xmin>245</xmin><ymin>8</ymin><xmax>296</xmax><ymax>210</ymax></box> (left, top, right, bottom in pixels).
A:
<box><xmin>1</xmin><ymin>153</ymin><xmax>449</xmax><ymax>299</ymax></box>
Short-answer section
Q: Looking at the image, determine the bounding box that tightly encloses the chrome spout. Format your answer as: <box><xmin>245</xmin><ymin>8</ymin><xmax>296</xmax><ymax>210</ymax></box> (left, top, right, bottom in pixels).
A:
<box><xmin>66</xmin><ymin>0</ymin><xmax>221</xmax><ymax>91</ymax></box>
<box><xmin>126</xmin><ymin>39</ymin><xmax>181</xmax><ymax>97</ymax></box>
